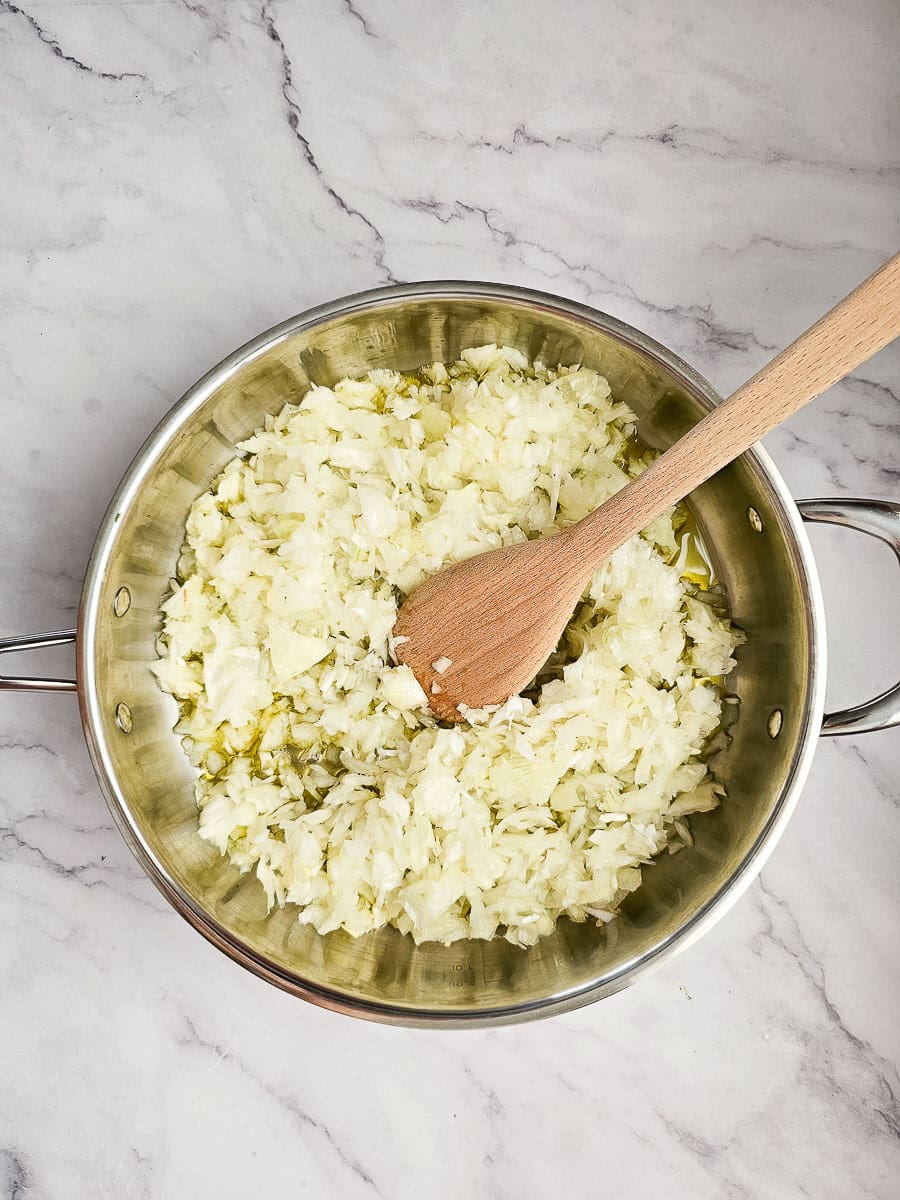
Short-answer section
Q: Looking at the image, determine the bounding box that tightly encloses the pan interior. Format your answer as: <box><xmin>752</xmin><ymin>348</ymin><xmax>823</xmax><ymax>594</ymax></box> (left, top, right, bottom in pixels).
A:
<box><xmin>79</xmin><ymin>288</ymin><xmax>819</xmax><ymax>1021</ymax></box>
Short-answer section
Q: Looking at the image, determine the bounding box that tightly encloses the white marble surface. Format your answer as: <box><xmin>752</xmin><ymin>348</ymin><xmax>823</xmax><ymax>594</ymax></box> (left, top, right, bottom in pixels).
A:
<box><xmin>1</xmin><ymin>1</ymin><xmax>898</xmax><ymax>1196</ymax></box>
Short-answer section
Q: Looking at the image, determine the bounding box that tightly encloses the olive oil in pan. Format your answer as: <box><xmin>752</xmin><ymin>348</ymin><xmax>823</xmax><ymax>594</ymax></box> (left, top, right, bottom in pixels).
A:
<box><xmin>671</xmin><ymin>505</ymin><xmax>717</xmax><ymax>591</ymax></box>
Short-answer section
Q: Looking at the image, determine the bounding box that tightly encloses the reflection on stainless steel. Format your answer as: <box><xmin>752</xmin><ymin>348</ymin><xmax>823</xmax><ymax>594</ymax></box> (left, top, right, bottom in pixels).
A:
<box><xmin>8</xmin><ymin>281</ymin><xmax>886</xmax><ymax>1026</ymax></box>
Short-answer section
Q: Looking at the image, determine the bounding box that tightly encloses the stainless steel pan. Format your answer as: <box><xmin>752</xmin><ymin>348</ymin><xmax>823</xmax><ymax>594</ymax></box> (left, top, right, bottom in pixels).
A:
<box><xmin>3</xmin><ymin>282</ymin><xmax>898</xmax><ymax>1027</ymax></box>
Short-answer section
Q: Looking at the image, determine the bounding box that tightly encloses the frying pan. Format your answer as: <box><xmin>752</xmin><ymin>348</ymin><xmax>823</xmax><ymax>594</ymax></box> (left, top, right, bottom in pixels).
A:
<box><xmin>3</xmin><ymin>282</ymin><xmax>898</xmax><ymax>1026</ymax></box>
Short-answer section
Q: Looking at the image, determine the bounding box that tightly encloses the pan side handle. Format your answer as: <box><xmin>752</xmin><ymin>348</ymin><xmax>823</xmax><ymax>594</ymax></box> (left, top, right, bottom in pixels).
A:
<box><xmin>0</xmin><ymin>629</ymin><xmax>78</xmax><ymax>692</ymax></box>
<box><xmin>799</xmin><ymin>498</ymin><xmax>900</xmax><ymax>736</ymax></box>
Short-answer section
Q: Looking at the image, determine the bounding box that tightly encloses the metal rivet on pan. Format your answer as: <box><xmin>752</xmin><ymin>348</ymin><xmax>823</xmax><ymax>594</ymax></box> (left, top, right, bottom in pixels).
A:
<box><xmin>115</xmin><ymin>702</ymin><xmax>133</xmax><ymax>733</ymax></box>
<box><xmin>113</xmin><ymin>587</ymin><xmax>131</xmax><ymax>617</ymax></box>
<box><xmin>747</xmin><ymin>506</ymin><xmax>764</xmax><ymax>533</ymax></box>
<box><xmin>767</xmin><ymin>708</ymin><xmax>783</xmax><ymax>738</ymax></box>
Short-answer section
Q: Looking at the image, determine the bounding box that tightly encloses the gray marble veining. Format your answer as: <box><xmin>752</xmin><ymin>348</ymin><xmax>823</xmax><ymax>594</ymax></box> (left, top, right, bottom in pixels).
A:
<box><xmin>1</xmin><ymin>1</ymin><xmax>898</xmax><ymax>1196</ymax></box>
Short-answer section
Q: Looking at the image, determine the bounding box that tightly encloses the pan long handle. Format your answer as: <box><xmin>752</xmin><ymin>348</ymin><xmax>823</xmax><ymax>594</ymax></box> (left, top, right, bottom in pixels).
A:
<box><xmin>0</xmin><ymin>629</ymin><xmax>78</xmax><ymax>692</ymax></box>
<box><xmin>799</xmin><ymin>498</ymin><xmax>900</xmax><ymax>736</ymax></box>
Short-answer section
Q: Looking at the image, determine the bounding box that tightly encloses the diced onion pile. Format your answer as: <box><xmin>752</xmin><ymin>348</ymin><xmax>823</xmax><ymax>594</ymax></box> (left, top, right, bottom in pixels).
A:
<box><xmin>153</xmin><ymin>346</ymin><xmax>741</xmax><ymax>946</ymax></box>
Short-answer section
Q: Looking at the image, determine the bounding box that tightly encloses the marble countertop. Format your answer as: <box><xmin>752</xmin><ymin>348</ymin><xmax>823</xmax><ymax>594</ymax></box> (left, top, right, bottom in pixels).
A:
<box><xmin>2</xmin><ymin>1</ymin><xmax>898</xmax><ymax>1196</ymax></box>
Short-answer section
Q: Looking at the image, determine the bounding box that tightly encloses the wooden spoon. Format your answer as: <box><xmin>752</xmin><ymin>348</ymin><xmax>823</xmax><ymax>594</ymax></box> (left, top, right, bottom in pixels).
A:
<box><xmin>393</xmin><ymin>253</ymin><xmax>900</xmax><ymax>721</ymax></box>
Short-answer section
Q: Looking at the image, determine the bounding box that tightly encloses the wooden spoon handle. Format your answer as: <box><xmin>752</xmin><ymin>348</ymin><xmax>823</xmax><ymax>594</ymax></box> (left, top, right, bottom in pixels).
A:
<box><xmin>570</xmin><ymin>252</ymin><xmax>900</xmax><ymax>565</ymax></box>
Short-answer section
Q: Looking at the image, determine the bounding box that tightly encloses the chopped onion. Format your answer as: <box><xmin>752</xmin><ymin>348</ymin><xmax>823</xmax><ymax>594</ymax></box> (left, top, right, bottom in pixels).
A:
<box><xmin>153</xmin><ymin>346</ymin><xmax>741</xmax><ymax>947</ymax></box>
